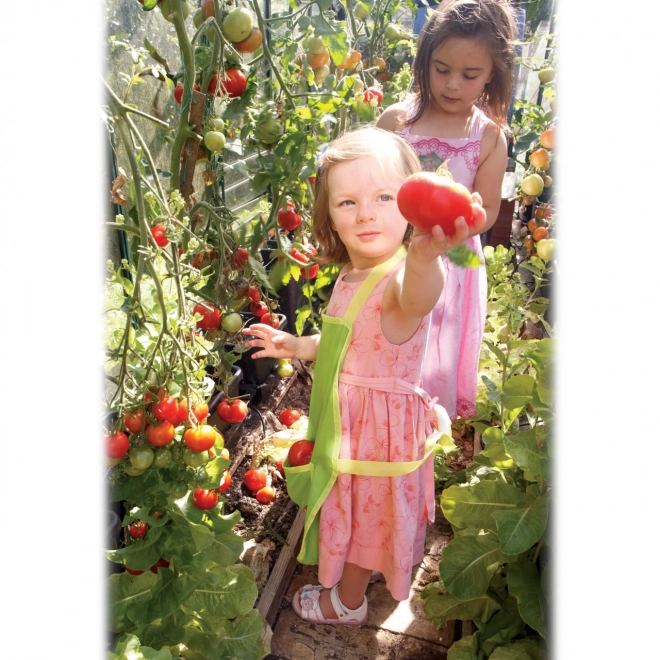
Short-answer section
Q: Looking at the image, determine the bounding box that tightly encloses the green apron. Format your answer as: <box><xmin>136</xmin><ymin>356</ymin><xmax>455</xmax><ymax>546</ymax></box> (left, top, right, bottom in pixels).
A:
<box><xmin>284</xmin><ymin>245</ymin><xmax>448</xmax><ymax>565</ymax></box>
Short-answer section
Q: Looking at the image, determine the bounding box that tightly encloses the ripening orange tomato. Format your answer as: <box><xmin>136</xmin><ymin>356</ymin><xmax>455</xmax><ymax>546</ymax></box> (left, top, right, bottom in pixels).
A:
<box><xmin>529</xmin><ymin>148</ymin><xmax>550</xmax><ymax>171</ymax></box>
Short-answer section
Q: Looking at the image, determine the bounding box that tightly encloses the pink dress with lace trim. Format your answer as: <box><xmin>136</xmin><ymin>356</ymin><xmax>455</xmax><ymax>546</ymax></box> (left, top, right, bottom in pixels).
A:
<box><xmin>317</xmin><ymin>263</ymin><xmax>437</xmax><ymax>602</ymax></box>
<box><xmin>400</xmin><ymin>101</ymin><xmax>489</xmax><ymax>421</ymax></box>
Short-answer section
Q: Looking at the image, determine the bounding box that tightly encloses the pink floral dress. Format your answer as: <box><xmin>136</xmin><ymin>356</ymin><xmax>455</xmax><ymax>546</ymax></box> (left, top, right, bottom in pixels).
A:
<box><xmin>400</xmin><ymin>102</ymin><xmax>489</xmax><ymax>421</ymax></box>
<box><xmin>317</xmin><ymin>263</ymin><xmax>437</xmax><ymax>601</ymax></box>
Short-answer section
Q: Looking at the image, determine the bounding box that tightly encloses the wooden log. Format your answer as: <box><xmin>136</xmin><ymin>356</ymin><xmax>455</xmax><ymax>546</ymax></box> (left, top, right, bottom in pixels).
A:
<box><xmin>256</xmin><ymin>507</ymin><xmax>306</xmax><ymax>627</ymax></box>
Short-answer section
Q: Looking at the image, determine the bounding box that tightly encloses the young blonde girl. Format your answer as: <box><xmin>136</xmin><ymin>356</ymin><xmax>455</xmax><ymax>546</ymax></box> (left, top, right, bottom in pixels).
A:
<box><xmin>243</xmin><ymin>127</ymin><xmax>487</xmax><ymax>625</ymax></box>
<box><xmin>377</xmin><ymin>0</ymin><xmax>515</xmax><ymax>421</ymax></box>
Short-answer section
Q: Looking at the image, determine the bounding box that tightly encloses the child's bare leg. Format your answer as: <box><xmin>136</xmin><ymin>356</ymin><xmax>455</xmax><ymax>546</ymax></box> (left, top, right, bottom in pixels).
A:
<box><xmin>319</xmin><ymin>562</ymin><xmax>372</xmax><ymax>619</ymax></box>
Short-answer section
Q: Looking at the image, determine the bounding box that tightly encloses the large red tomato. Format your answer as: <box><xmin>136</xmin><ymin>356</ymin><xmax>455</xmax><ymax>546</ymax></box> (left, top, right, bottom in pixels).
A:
<box><xmin>219</xmin><ymin>68</ymin><xmax>247</xmax><ymax>98</ymax></box>
<box><xmin>250</xmin><ymin>300</ymin><xmax>269</xmax><ymax>317</ymax></box>
<box><xmin>300</xmin><ymin>263</ymin><xmax>319</xmax><ymax>279</ymax></box>
<box><xmin>363</xmin><ymin>86</ymin><xmax>383</xmax><ymax>104</ymax></box>
<box><xmin>193</xmin><ymin>303</ymin><xmax>222</xmax><ymax>330</ymax></box>
<box><xmin>153</xmin><ymin>396</ymin><xmax>179</xmax><ymax>424</ymax></box>
<box><xmin>234</xmin><ymin>28</ymin><xmax>263</xmax><ymax>53</ymax></box>
<box><xmin>234</xmin><ymin>247</ymin><xmax>249</xmax><ymax>269</ymax></box>
<box><xmin>277</xmin><ymin>203</ymin><xmax>302</xmax><ymax>231</ymax></box>
<box><xmin>184</xmin><ymin>425</ymin><xmax>217</xmax><ymax>452</ymax></box>
<box><xmin>397</xmin><ymin>171</ymin><xmax>473</xmax><ymax>236</ymax></box>
<box><xmin>279</xmin><ymin>408</ymin><xmax>301</xmax><ymax>428</ymax></box>
<box><xmin>259</xmin><ymin>313</ymin><xmax>280</xmax><ymax>329</ymax></box>
<box><xmin>217</xmin><ymin>399</ymin><xmax>248</xmax><ymax>424</ymax></box>
<box><xmin>193</xmin><ymin>488</ymin><xmax>218</xmax><ymax>510</ymax></box>
<box><xmin>287</xmin><ymin>439</ymin><xmax>315</xmax><ymax>467</ymax></box>
<box><xmin>146</xmin><ymin>421</ymin><xmax>175</xmax><ymax>447</ymax></box>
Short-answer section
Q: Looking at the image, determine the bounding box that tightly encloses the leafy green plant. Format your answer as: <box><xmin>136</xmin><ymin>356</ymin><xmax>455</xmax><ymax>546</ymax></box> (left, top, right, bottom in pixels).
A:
<box><xmin>419</xmin><ymin>246</ymin><xmax>553</xmax><ymax>659</ymax></box>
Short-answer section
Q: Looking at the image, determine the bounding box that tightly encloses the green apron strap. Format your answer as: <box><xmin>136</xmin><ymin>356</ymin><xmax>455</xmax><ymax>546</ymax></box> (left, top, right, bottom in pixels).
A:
<box><xmin>342</xmin><ymin>245</ymin><xmax>407</xmax><ymax>324</ymax></box>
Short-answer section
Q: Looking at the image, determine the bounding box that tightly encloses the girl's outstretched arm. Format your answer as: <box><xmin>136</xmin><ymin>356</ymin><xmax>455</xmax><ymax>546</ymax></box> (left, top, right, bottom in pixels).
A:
<box><xmin>241</xmin><ymin>324</ymin><xmax>321</xmax><ymax>362</ymax></box>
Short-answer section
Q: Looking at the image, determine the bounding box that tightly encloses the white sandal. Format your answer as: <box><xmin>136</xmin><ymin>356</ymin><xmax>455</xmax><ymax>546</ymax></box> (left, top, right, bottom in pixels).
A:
<box><xmin>292</xmin><ymin>583</ymin><xmax>368</xmax><ymax>627</ymax></box>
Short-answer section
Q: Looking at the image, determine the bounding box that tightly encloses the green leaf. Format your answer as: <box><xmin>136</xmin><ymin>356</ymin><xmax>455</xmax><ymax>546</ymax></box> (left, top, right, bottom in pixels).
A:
<box><xmin>448</xmin><ymin>632</ymin><xmax>481</xmax><ymax>660</ymax></box>
<box><xmin>441</xmin><ymin>481</ymin><xmax>527</xmax><ymax>530</ymax></box>
<box><xmin>214</xmin><ymin>609</ymin><xmax>270</xmax><ymax>660</ymax></box>
<box><xmin>134</xmin><ymin>619</ymin><xmax>186</xmax><ymax>650</ymax></box>
<box><xmin>488</xmin><ymin>635</ymin><xmax>548</xmax><ymax>660</ymax></box>
<box><xmin>107</xmin><ymin>526</ymin><xmax>164</xmax><ymax>572</ymax></box>
<box><xmin>110</xmin><ymin>469</ymin><xmax>161</xmax><ymax>503</ymax></box>
<box><xmin>484</xmin><ymin>339</ymin><xmax>508</xmax><ymax>368</ymax></box>
<box><xmin>424</xmin><ymin>591</ymin><xmax>501</xmax><ymax>628</ymax></box>
<box><xmin>201</xmin><ymin>456</ymin><xmax>230</xmax><ymax>489</ymax></box>
<box><xmin>205</xmin><ymin>532</ymin><xmax>245</xmax><ymax>567</ymax></box>
<box><xmin>507</xmin><ymin>558</ymin><xmax>548</xmax><ymax>639</ymax></box>
<box><xmin>440</xmin><ymin>533</ymin><xmax>506</xmax><ymax>600</ymax></box>
<box><xmin>492</xmin><ymin>495</ymin><xmax>548</xmax><ymax>555</ymax></box>
<box><xmin>295</xmin><ymin>307</ymin><xmax>312</xmax><ymax>336</ymax></box>
<box><xmin>110</xmin><ymin>633</ymin><xmax>176</xmax><ymax>659</ymax></box>
<box><xmin>479</xmin><ymin>596</ymin><xmax>526</xmax><ymax>656</ymax></box>
<box><xmin>503</xmin><ymin>429</ymin><xmax>549</xmax><ymax>479</ymax></box>
<box><xmin>248</xmin><ymin>255</ymin><xmax>277</xmax><ymax>295</ymax></box>
<box><xmin>108</xmin><ymin>572</ymin><xmax>159</xmax><ymax>633</ymax></box>
<box><xmin>501</xmin><ymin>374</ymin><xmax>535</xmax><ymax>409</ymax></box>
<box><xmin>183</xmin><ymin>564</ymin><xmax>258</xmax><ymax>619</ymax></box>
<box><xmin>131</xmin><ymin>568</ymin><xmax>200</xmax><ymax>627</ymax></box>
<box><xmin>447</xmin><ymin>245</ymin><xmax>482</xmax><ymax>268</ymax></box>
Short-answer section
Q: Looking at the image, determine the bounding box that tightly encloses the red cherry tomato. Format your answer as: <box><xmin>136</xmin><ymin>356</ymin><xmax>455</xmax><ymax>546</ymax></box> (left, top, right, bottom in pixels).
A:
<box><xmin>279</xmin><ymin>409</ymin><xmax>301</xmax><ymax>428</ymax></box>
<box><xmin>128</xmin><ymin>521</ymin><xmax>148</xmax><ymax>539</ymax></box>
<box><xmin>193</xmin><ymin>488</ymin><xmax>219</xmax><ymax>510</ymax></box>
<box><xmin>287</xmin><ymin>439</ymin><xmax>315</xmax><ymax>467</ymax></box>
<box><xmin>300</xmin><ymin>263</ymin><xmax>319</xmax><ymax>279</ymax></box>
<box><xmin>363</xmin><ymin>86</ymin><xmax>383</xmax><ymax>105</ymax></box>
<box><xmin>250</xmin><ymin>301</ymin><xmax>269</xmax><ymax>317</ymax></box>
<box><xmin>126</xmin><ymin>567</ymin><xmax>144</xmax><ymax>576</ymax></box>
<box><xmin>184</xmin><ymin>425</ymin><xmax>217</xmax><ymax>452</ymax></box>
<box><xmin>278</xmin><ymin>205</ymin><xmax>302</xmax><ymax>231</ymax></box>
<box><xmin>151</xmin><ymin>225</ymin><xmax>169</xmax><ymax>247</ymax></box>
<box><xmin>106</xmin><ymin>431</ymin><xmax>130</xmax><ymax>458</ymax></box>
<box><xmin>397</xmin><ymin>171</ymin><xmax>474</xmax><ymax>236</ymax></box>
<box><xmin>124</xmin><ymin>410</ymin><xmax>145</xmax><ymax>434</ymax></box>
<box><xmin>153</xmin><ymin>396</ymin><xmax>179</xmax><ymax>424</ymax></box>
<box><xmin>276</xmin><ymin>458</ymin><xmax>285</xmax><ymax>476</ymax></box>
<box><xmin>150</xmin><ymin>557</ymin><xmax>170</xmax><ymax>574</ymax></box>
<box><xmin>259</xmin><ymin>313</ymin><xmax>280</xmax><ymax>329</ymax></box>
<box><xmin>219</xmin><ymin>68</ymin><xmax>247</xmax><ymax>98</ymax></box>
<box><xmin>174</xmin><ymin>83</ymin><xmax>200</xmax><ymax>104</ymax></box>
<box><xmin>145</xmin><ymin>421</ymin><xmax>175</xmax><ymax>447</ymax></box>
<box><xmin>193</xmin><ymin>303</ymin><xmax>222</xmax><ymax>330</ymax></box>
<box><xmin>243</xmin><ymin>468</ymin><xmax>268</xmax><ymax>492</ymax></box>
<box><xmin>256</xmin><ymin>486</ymin><xmax>276</xmax><ymax>504</ymax></box>
<box><xmin>192</xmin><ymin>402</ymin><xmax>209</xmax><ymax>422</ymax></box>
<box><xmin>248</xmin><ymin>285</ymin><xmax>260</xmax><ymax>302</ymax></box>
<box><xmin>234</xmin><ymin>247</ymin><xmax>250</xmax><ymax>269</ymax></box>
<box><xmin>217</xmin><ymin>470</ymin><xmax>232</xmax><ymax>493</ymax></box>
<box><xmin>289</xmin><ymin>248</ymin><xmax>309</xmax><ymax>264</ymax></box>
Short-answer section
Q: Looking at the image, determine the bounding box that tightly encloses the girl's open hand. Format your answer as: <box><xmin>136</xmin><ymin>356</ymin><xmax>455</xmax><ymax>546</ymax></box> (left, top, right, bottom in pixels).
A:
<box><xmin>241</xmin><ymin>324</ymin><xmax>299</xmax><ymax>359</ymax></box>
<box><xmin>408</xmin><ymin>192</ymin><xmax>487</xmax><ymax>261</ymax></box>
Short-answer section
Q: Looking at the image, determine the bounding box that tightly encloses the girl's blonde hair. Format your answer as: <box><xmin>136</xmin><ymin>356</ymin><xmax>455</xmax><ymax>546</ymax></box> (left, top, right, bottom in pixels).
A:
<box><xmin>411</xmin><ymin>0</ymin><xmax>515</xmax><ymax>129</ymax></box>
<box><xmin>312</xmin><ymin>127</ymin><xmax>421</xmax><ymax>265</ymax></box>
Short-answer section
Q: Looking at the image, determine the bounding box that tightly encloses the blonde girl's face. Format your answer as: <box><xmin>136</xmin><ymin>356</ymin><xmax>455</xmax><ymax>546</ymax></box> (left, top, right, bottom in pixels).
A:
<box><xmin>429</xmin><ymin>36</ymin><xmax>494</xmax><ymax>114</ymax></box>
<box><xmin>327</xmin><ymin>156</ymin><xmax>409</xmax><ymax>271</ymax></box>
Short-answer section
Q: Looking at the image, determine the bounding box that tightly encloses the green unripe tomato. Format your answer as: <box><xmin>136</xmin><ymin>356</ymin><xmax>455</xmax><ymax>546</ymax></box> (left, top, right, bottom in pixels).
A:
<box><xmin>192</xmin><ymin>468</ymin><xmax>209</xmax><ymax>486</ymax></box>
<box><xmin>123</xmin><ymin>463</ymin><xmax>146</xmax><ymax>477</ymax></box>
<box><xmin>314</xmin><ymin>64</ymin><xmax>330</xmax><ymax>86</ymax></box>
<box><xmin>159</xmin><ymin>0</ymin><xmax>190</xmax><ymax>23</ymax></box>
<box><xmin>171</xmin><ymin>444</ymin><xmax>184</xmax><ymax>463</ymax></box>
<box><xmin>354</xmin><ymin>2</ymin><xmax>370</xmax><ymax>19</ymax></box>
<box><xmin>204</xmin><ymin>131</ymin><xmax>226</xmax><ymax>151</ymax></box>
<box><xmin>221</xmin><ymin>312</ymin><xmax>243</xmax><ymax>333</ymax></box>
<box><xmin>210</xmin><ymin>117</ymin><xmax>225</xmax><ymax>131</ymax></box>
<box><xmin>274</xmin><ymin>358</ymin><xmax>291</xmax><ymax>366</ymax></box>
<box><xmin>536</xmin><ymin>238</ymin><xmax>558</xmax><ymax>262</ymax></box>
<box><xmin>538</xmin><ymin>67</ymin><xmax>555</xmax><ymax>83</ymax></box>
<box><xmin>192</xmin><ymin>8</ymin><xmax>204</xmax><ymax>29</ymax></box>
<box><xmin>520</xmin><ymin>173</ymin><xmax>545</xmax><ymax>197</ymax></box>
<box><xmin>325</xmin><ymin>74</ymin><xmax>336</xmax><ymax>90</ymax></box>
<box><xmin>383</xmin><ymin>23</ymin><xmax>401</xmax><ymax>41</ymax></box>
<box><xmin>307</xmin><ymin>36</ymin><xmax>325</xmax><ymax>55</ymax></box>
<box><xmin>351</xmin><ymin>77</ymin><xmax>364</xmax><ymax>93</ymax></box>
<box><xmin>170</xmin><ymin>482</ymin><xmax>189</xmax><ymax>499</ymax></box>
<box><xmin>184</xmin><ymin>448</ymin><xmax>209</xmax><ymax>468</ymax></box>
<box><xmin>153</xmin><ymin>447</ymin><xmax>173</xmax><ymax>468</ymax></box>
<box><xmin>222</xmin><ymin>7</ymin><xmax>253</xmax><ymax>42</ymax></box>
<box><xmin>277</xmin><ymin>363</ymin><xmax>294</xmax><ymax>378</ymax></box>
<box><xmin>129</xmin><ymin>446</ymin><xmax>154</xmax><ymax>470</ymax></box>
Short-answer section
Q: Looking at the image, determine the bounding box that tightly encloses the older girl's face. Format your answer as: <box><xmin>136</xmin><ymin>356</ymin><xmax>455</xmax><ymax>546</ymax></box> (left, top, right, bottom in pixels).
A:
<box><xmin>327</xmin><ymin>156</ymin><xmax>409</xmax><ymax>271</ymax></box>
<box><xmin>429</xmin><ymin>36</ymin><xmax>494</xmax><ymax>115</ymax></box>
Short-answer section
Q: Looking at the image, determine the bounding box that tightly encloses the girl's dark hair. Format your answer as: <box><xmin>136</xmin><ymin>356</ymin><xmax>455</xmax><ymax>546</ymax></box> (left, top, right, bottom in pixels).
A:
<box><xmin>312</xmin><ymin>127</ymin><xmax>421</xmax><ymax>265</ymax></box>
<box><xmin>411</xmin><ymin>0</ymin><xmax>515</xmax><ymax>129</ymax></box>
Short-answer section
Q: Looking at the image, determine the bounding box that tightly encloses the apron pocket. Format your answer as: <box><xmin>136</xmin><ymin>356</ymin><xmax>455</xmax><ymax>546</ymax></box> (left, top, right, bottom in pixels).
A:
<box><xmin>283</xmin><ymin>461</ymin><xmax>315</xmax><ymax>508</ymax></box>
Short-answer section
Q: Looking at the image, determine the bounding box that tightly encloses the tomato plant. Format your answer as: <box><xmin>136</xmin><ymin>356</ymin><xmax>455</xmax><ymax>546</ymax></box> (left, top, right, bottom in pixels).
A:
<box><xmin>243</xmin><ymin>468</ymin><xmax>267</xmax><ymax>493</ymax></box>
<box><xmin>106</xmin><ymin>431</ymin><xmax>130</xmax><ymax>458</ymax></box>
<box><xmin>279</xmin><ymin>408</ymin><xmax>301</xmax><ymax>428</ymax></box>
<box><xmin>287</xmin><ymin>439</ymin><xmax>315</xmax><ymax>467</ymax></box>
<box><xmin>183</xmin><ymin>425</ymin><xmax>216</xmax><ymax>452</ymax></box>
<box><xmin>192</xmin><ymin>488</ymin><xmax>218</xmax><ymax>510</ymax></box>
<box><xmin>217</xmin><ymin>399</ymin><xmax>249</xmax><ymax>424</ymax></box>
